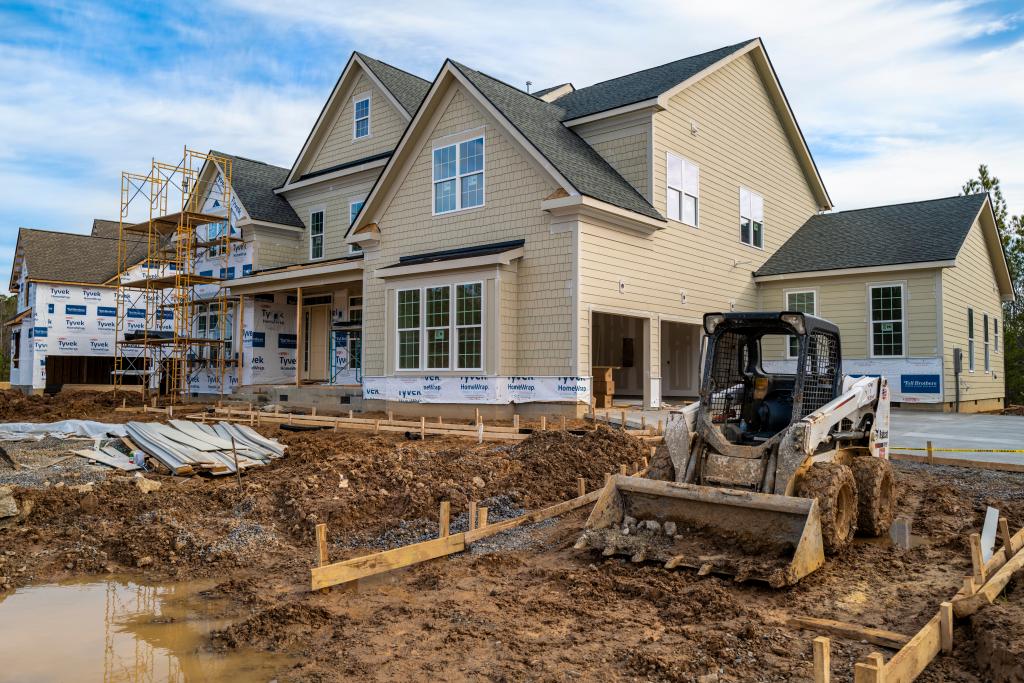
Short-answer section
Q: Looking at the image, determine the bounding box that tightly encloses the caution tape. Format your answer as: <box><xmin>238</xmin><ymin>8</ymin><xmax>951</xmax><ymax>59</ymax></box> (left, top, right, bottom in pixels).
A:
<box><xmin>892</xmin><ymin>446</ymin><xmax>1024</xmax><ymax>454</ymax></box>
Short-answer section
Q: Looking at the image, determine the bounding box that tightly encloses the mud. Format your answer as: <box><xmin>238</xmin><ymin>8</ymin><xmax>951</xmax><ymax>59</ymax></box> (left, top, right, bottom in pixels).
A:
<box><xmin>969</xmin><ymin>576</ymin><xmax>1024</xmax><ymax>683</ymax></box>
<box><xmin>0</xmin><ymin>389</ymin><xmax>143</xmax><ymax>422</ymax></box>
<box><xmin>1</xmin><ymin>418</ymin><xmax>1022</xmax><ymax>681</ymax></box>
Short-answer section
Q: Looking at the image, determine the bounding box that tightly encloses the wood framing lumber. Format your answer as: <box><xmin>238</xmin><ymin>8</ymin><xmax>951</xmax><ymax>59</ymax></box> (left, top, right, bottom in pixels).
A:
<box><xmin>882</xmin><ymin>612</ymin><xmax>942</xmax><ymax>682</ymax></box>
<box><xmin>889</xmin><ymin>451</ymin><xmax>1024</xmax><ymax>474</ymax></box>
<box><xmin>316</xmin><ymin>523</ymin><xmax>328</xmax><ymax>567</ymax></box>
<box><xmin>953</xmin><ymin>537</ymin><xmax>1024</xmax><ymax>617</ymax></box>
<box><xmin>969</xmin><ymin>533</ymin><xmax>986</xmax><ymax>584</ymax></box>
<box><xmin>439</xmin><ymin>501</ymin><xmax>450</xmax><ymax>538</ymax></box>
<box><xmin>939</xmin><ymin>602</ymin><xmax>952</xmax><ymax>654</ymax></box>
<box><xmin>310</xmin><ymin>534</ymin><xmax>466</xmax><ymax>590</ymax></box>
<box><xmin>787</xmin><ymin>616</ymin><xmax>911</xmax><ymax>650</ymax></box>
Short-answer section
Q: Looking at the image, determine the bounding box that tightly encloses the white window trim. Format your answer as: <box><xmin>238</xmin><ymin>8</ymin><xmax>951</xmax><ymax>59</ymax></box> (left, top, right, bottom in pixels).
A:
<box><xmin>394</xmin><ymin>281</ymin><xmax>484</xmax><ymax>372</ymax></box>
<box><xmin>967</xmin><ymin>306</ymin><xmax>975</xmax><ymax>373</ymax></box>
<box><xmin>665</xmin><ymin>151</ymin><xmax>699</xmax><ymax>228</ymax></box>
<box><xmin>867</xmin><ymin>281</ymin><xmax>907</xmax><ymax>359</ymax></box>
<box><xmin>348</xmin><ymin>198</ymin><xmax>365</xmax><ymax>254</ymax></box>
<box><xmin>309</xmin><ymin>207</ymin><xmax>326</xmax><ymax>260</ymax></box>
<box><xmin>983</xmin><ymin>311</ymin><xmax>990</xmax><ymax>372</ymax></box>
<box><xmin>431</xmin><ymin>134</ymin><xmax>486</xmax><ymax>216</ymax></box>
<box><xmin>352</xmin><ymin>92</ymin><xmax>371</xmax><ymax>140</ymax></box>
<box><xmin>739</xmin><ymin>186</ymin><xmax>765</xmax><ymax>250</ymax></box>
<box><xmin>995</xmin><ymin>318</ymin><xmax>1000</xmax><ymax>353</ymax></box>
<box><xmin>783</xmin><ymin>288</ymin><xmax>817</xmax><ymax>359</ymax></box>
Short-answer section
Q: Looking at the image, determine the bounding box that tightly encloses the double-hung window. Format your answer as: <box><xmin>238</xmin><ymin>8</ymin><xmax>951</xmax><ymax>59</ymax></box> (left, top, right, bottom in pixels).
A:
<box><xmin>395</xmin><ymin>282</ymin><xmax>483</xmax><ymax>370</ymax></box>
<box><xmin>433</xmin><ymin>137</ymin><xmax>484</xmax><ymax>214</ymax></box>
<box><xmin>967</xmin><ymin>308</ymin><xmax>975</xmax><ymax>372</ymax></box>
<box><xmin>739</xmin><ymin>187</ymin><xmax>764</xmax><ymax>248</ymax></box>
<box><xmin>785</xmin><ymin>290</ymin><xmax>816</xmax><ymax>358</ymax></box>
<box><xmin>666</xmin><ymin>153</ymin><xmax>698</xmax><ymax>226</ymax></box>
<box><xmin>309</xmin><ymin>210</ymin><xmax>324</xmax><ymax>259</ymax></box>
<box><xmin>870</xmin><ymin>284</ymin><xmax>904</xmax><ymax>357</ymax></box>
<box><xmin>353</xmin><ymin>95</ymin><xmax>370</xmax><ymax>139</ymax></box>
<box><xmin>348</xmin><ymin>200</ymin><xmax>364</xmax><ymax>253</ymax></box>
<box><xmin>984</xmin><ymin>313</ymin><xmax>990</xmax><ymax>371</ymax></box>
<box><xmin>995</xmin><ymin>318</ymin><xmax>1000</xmax><ymax>352</ymax></box>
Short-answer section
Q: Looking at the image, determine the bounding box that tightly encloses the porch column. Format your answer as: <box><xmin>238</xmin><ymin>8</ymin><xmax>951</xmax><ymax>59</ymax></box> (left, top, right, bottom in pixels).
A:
<box><xmin>295</xmin><ymin>286</ymin><xmax>303</xmax><ymax>386</ymax></box>
<box><xmin>642</xmin><ymin>316</ymin><xmax>661</xmax><ymax>409</ymax></box>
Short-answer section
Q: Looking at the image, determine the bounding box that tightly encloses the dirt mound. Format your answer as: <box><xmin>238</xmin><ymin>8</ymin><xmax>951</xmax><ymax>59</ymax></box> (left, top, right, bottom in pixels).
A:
<box><xmin>0</xmin><ymin>389</ymin><xmax>142</xmax><ymax>422</ymax></box>
<box><xmin>970</xmin><ymin>576</ymin><xmax>1024</xmax><ymax>682</ymax></box>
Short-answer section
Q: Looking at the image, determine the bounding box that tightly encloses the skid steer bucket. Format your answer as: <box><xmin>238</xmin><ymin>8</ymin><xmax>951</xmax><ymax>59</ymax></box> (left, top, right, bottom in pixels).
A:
<box><xmin>575</xmin><ymin>476</ymin><xmax>824</xmax><ymax>587</ymax></box>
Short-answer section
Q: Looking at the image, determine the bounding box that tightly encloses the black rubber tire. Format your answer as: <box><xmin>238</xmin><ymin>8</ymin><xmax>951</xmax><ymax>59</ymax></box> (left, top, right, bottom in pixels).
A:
<box><xmin>796</xmin><ymin>462</ymin><xmax>858</xmax><ymax>555</ymax></box>
<box><xmin>645</xmin><ymin>444</ymin><xmax>675</xmax><ymax>482</ymax></box>
<box><xmin>851</xmin><ymin>457</ymin><xmax>896</xmax><ymax>537</ymax></box>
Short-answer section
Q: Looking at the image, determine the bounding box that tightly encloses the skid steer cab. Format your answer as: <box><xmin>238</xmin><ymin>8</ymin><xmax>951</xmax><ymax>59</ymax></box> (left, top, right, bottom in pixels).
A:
<box><xmin>577</xmin><ymin>311</ymin><xmax>895</xmax><ymax>587</ymax></box>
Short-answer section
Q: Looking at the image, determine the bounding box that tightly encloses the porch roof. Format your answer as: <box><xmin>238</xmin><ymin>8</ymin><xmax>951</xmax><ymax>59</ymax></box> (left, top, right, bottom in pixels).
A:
<box><xmin>228</xmin><ymin>256</ymin><xmax>362</xmax><ymax>295</ymax></box>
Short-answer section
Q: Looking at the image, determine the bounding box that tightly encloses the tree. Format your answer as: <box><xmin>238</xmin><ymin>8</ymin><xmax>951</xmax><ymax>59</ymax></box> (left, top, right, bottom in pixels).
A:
<box><xmin>962</xmin><ymin>165</ymin><xmax>1024</xmax><ymax>403</ymax></box>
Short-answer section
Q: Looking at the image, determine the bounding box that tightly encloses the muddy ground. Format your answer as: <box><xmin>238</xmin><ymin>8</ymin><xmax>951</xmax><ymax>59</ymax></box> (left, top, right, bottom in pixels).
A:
<box><xmin>1</xmin><ymin>398</ymin><xmax>1023</xmax><ymax>682</ymax></box>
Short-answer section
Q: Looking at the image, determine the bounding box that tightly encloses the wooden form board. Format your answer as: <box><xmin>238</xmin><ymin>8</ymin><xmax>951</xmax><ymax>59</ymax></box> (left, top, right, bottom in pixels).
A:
<box><xmin>310</xmin><ymin>483</ymin><xmax>606</xmax><ymax>590</ymax></box>
<box><xmin>787</xmin><ymin>616</ymin><xmax>910</xmax><ymax>650</ymax></box>
<box><xmin>889</xmin><ymin>451</ymin><xmax>1024</xmax><ymax>474</ymax></box>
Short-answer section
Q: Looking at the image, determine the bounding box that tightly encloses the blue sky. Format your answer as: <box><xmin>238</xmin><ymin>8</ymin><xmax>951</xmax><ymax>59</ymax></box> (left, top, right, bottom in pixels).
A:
<box><xmin>2</xmin><ymin>0</ymin><xmax>1023</xmax><ymax>287</ymax></box>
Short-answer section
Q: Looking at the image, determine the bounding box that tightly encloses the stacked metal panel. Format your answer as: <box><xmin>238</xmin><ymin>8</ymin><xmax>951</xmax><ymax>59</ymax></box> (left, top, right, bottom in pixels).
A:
<box><xmin>125</xmin><ymin>421</ymin><xmax>285</xmax><ymax>475</ymax></box>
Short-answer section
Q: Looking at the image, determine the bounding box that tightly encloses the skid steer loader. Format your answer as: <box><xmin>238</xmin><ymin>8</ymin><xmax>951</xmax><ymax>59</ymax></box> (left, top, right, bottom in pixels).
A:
<box><xmin>576</xmin><ymin>311</ymin><xmax>895</xmax><ymax>586</ymax></box>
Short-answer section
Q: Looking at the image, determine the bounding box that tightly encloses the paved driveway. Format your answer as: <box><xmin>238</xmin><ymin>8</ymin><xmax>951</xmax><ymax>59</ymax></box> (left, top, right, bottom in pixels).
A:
<box><xmin>890</xmin><ymin>409</ymin><xmax>1024</xmax><ymax>465</ymax></box>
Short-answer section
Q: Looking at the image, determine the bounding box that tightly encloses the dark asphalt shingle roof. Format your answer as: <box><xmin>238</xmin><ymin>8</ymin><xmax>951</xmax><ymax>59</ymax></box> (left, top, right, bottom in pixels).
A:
<box><xmin>451</xmin><ymin>62</ymin><xmax>663</xmax><ymax>221</ymax></box>
<box><xmin>356</xmin><ymin>53</ymin><xmax>431</xmax><ymax>116</ymax></box>
<box><xmin>15</xmin><ymin>226</ymin><xmax>148</xmax><ymax>285</ymax></box>
<box><xmin>211</xmin><ymin>152</ymin><xmax>303</xmax><ymax>228</ymax></box>
<box><xmin>553</xmin><ymin>39</ymin><xmax>756</xmax><ymax>120</ymax></box>
<box><xmin>755</xmin><ymin>194</ymin><xmax>989</xmax><ymax>277</ymax></box>
<box><xmin>383</xmin><ymin>239</ymin><xmax>526</xmax><ymax>269</ymax></box>
<box><xmin>90</xmin><ymin>219</ymin><xmax>120</xmax><ymax>239</ymax></box>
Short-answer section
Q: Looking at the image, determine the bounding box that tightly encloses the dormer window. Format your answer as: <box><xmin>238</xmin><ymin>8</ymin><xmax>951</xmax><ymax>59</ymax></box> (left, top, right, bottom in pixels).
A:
<box><xmin>353</xmin><ymin>95</ymin><xmax>370</xmax><ymax>139</ymax></box>
<box><xmin>433</xmin><ymin>136</ymin><xmax>485</xmax><ymax>214</ymax></box>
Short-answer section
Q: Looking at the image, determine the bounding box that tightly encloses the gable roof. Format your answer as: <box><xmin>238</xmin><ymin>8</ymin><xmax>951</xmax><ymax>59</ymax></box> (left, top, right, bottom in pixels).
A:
<box><xmin>90</xmin><ymin>219</ymin><xmax>120</xmax><ymax>239</ymax></box>
<box><xmin>450</xmin><ymin>62</ymin><xmax>663</xmax><ymax>220</ymax></box>
<box><xmin>356</xmin><ymin>53</ymin><xmax>431</xmax><ymax>116</ymax></box>
<box><xmin>11</xmin><ymin>226</ymin><xmax>147</xmax><ymax>288</ymax></box>
<box><xmin>283</xmin><ymin>52</ymin><xmax>431</xmax><ymax>187</ymax></box>
<box><xmin>755</xmin><ymin>194</ymin><xmax>991</xmax><ymax>277</ymax></box>
<box><xmin>554</xmin><ymin>39</ymin><xmax>756</xmax><ymax>121</ymax></box>
<box><xmin>210</xmin><ymin>151</ymin><xmax>303</xmax><ymax>228</ymax></box>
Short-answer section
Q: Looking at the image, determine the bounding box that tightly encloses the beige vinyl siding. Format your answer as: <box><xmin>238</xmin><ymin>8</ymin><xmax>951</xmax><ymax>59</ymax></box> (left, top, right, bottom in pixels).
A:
<box><xmin>575</xmin><ymin>112</ymin><xmax>652</xmax><ymax>201</ymax></box>
<box><xmin>576</xmin><ymin>52</ymin><xmax>819</xmax><ymax>377</ymax></box>
<box><xmin>306</xmin><ymin>73</ymin><xmax>407</xmax><ymax>175</ymax></box>
<box><xmin>250</xmin><ymin>228</ymin><xmax>302</xmax><ymax>271</ymax></box>
<box><xmin>756</xmin><ymin>270</ymin><xmax>939</xmax><ymax>361</ymax></box>
<box><xmin>363</xmin><ymin>85</ymin><xmax>571</xmax><ymax>377</ymax></box>
<box><xmin>941</xmin><ymin>216</ymin><xmax>1006</xmax><ymax>404</ymax></box>
<box><xmin>284</xmin><ymin>171</ymin><xmax>378</xmax><ymax>262</ymax></box>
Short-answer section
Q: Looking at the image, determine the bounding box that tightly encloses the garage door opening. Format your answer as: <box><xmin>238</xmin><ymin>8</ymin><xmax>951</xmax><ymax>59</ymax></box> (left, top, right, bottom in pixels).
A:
<box><xmin>591</xmin><ymin>312</ymin><xmax>646</xmax><ymax>408</ymax></box>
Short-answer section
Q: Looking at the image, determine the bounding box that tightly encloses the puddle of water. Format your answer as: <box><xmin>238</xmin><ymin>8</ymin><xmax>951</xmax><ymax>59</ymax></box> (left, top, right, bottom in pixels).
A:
<box><xmin>0</xmin><ymin>576</ymin><xmax>290</xmax><ymax>683</ymax></box>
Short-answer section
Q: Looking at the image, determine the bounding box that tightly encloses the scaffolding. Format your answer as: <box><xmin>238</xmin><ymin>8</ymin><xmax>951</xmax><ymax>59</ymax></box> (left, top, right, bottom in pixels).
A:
<box><xmin>113</xmin><ymin>148</ymin><xmax>236</xmax><ymax>403</ymax></box>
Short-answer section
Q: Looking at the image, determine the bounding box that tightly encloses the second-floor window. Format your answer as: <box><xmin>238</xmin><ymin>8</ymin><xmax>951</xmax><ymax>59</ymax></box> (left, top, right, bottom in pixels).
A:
<box><xmin>349</xmin><ymin>200</ymin><xmax>364</xmax><ymax>254</ymax></box>
<box><xmin>667</xmin><ymin>152</ymin><xmax>698</xmax><ymax>226</ymax></box>
<box><xmin>353</xmin><ymin>95</ymin><xmax>370</xmax><ymax>139</ymax></box>
<box><xmin>310</xmin><ymin>210</ymin><xmax>324</xmax><ymax>260</ymax></box>
<box><xmin>740</xmin><ymin>187</ymin><xmax>764</xmax><ymax>248</ymax></box>
<box><xmin>433</xmin><ymin>136</ymin><xmax>485</xmax><ymax>214</ymax></box>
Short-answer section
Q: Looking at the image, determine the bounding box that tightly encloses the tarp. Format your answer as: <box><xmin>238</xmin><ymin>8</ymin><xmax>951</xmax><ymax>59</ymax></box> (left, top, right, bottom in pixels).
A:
<box><xmin>0</xmin><ymin>420</ymin><xmax>129</xmax><ymax>440</ymax></box>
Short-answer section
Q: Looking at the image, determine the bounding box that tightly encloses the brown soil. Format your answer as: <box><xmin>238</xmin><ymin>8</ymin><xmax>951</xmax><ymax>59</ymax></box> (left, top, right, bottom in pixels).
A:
<box><xmin>0</xmin><ymin>389</ymin><xmax>144</xmax><ymax>422</ymax></box>
<box><xmin>969</xmin><ymin>576</ymin><xmax>1024</xmax><ymax>683</ymax></box>
<box><xmin>1</xmin><ymin>420</ymin><xmax>1022</xmax><ymax>682</ymax></box>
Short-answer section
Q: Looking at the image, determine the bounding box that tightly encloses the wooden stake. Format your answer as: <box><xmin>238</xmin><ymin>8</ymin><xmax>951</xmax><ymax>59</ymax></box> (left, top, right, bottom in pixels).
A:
<box><xmin>478</xmin><ymin>507</ymin><xmax>488</xmax><ymax>528</ymax></box>
<box><xmin>439</xmin><ymin>501</ymin><xmax>450</xmax><ymax>538</ymax></box>
<box><xmin>468</xmin><ymin>501</ymin><xmax>477</xmax><ymax>531</ymax></box>
<box><xmin>657</xmin><ymin>419</ymin><xmax>663</xmax><ymax>435</ymax></box>
<box><xmin>640</xmin><ymin>415</ymin><xmax>646</xmax><ymax>432</ymax></box>
<box><xmin>315</xmin><ymin>523</ymin><xmax>328</xmax><ymax>567</ymax></box>
<box><xmin>620</xmin><ymin>410</ymin><xmax>626</xmax><ymax>429</ymax></box>
<box><xmin>999</xmin><ymin>516</ymin><xmax>1013</xmax><ymax>560</ymax></box>
<box><xmin>619</xmin><ymin>464</ymin><xmax>628</xmax><ymax>476</ymax></box>
<box><xmin>560</xmin><ymin>415</ymin><xmax>567</xmax><ymax>431</ymax></box>
<box><xmin>939</xmin><ymin>602</ymin><xmax>953</xmax><ymax>653</ymax></box>
<box><xmin>374</xmin><ymin>419</ymin><xmax>380</xmax><ymax>433</ymax></box>
<box><xmin>853</xmin><ymin>653</ymin><xmax>884</xmax><ymax>683</ymax></box>
<box><xmin>349</xmin><ymin>410</ymin><xmax>354</xmax><ymax>419</ymax></box>
<box><xmin>333</xmin><ymin>418</ymin><xmax>339</xmax><ymax>432</ymax></box>
<box><xmin>927</xmin><ymin>440</ymin><xmax>934</xmax><ymax>465</ymax></box>
<box><xmin>962</xmin><ymin>575</ymin><xmax>976</xmax><ymax>597</ymax></box>
<box><xmin>540</xmin><ymin>416</ymin><xmax>547</xmax><ymax>431</ymax></box>
<box><xmin>388</xmin><ymin>410</ymin><xmax>393</xmax><ymax>424</ymax></box>
<box><xmin>969</xmin><ymin>532</ymin><xmax>986</xmax><ymax>584</ymax></box>
<box><xmin>437</xmin><ymin>415</ymin><xmax>443</xmax><ymax>425</ymax></box>
<box><xmin>311</xmin><ymin>406</ymin><xmax>317</xmax><ymax>416</ymax></box>
<box><xmin>578</xmin><ymin>477</ymin><xmax>586</xmax><ymax>497</ymax></box>
<box><xmin>813</xmin><ymin>636</ymin><xmax>830</xmax><ymax>683</ymax></box>
<box><xmin>475</xmin><ymin>407</ymin><xmax>480</xmax><ymax>425</ymax></box>
<box><xmin>513</xmin><ymin>414</ymin><xmax>520</xmax><ymax>429</ymax></box>
<box><xmin>420</xmin><ymin>416</ymin><xmax>426</xmax><ymax>440</ymax></box>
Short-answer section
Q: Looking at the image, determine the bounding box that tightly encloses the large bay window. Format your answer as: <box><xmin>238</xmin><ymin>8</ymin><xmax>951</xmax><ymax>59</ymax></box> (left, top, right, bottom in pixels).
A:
<box><xmin>433</xmin><ymin>136</ymin><xmax>484</xmax><ymax>214</ymax></box>
<box><xmin>666</xmin><ymin>152</ymin><xmax>698</xmax><ymax>226</ymax></box>
<box><xmin>870</xmin><ymin>284</ymin><xmax>904</xmax><ymax>357</ymax></box>
<box><xmin>396</xmin><ymin>282</ymin><xmax>483</xmax><ymax>370</ymax></box>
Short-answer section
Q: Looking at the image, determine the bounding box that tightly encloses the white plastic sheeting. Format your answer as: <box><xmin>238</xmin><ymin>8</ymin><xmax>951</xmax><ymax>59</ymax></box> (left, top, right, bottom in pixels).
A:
<box><xmin>0</xmin><ymin>420</ymin><xmax>129</xmax><ymax>440</ymax></box>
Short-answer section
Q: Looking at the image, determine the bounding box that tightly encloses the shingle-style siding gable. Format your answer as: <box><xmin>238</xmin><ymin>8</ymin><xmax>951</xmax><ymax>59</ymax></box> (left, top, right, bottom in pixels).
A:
<box><xmin>306</xmin><ymin>72</ymin><xmax>408</xmax><ymax>176</ymax></box>
<box><xmin>574</xmin><ymin>112</ymin><xmax>652</xmax><ymax>201</ymax></box>
<box><xmin>362</xmin><ymin>84</ymin><xmax>571</xmax><ymax>377</ymax></box>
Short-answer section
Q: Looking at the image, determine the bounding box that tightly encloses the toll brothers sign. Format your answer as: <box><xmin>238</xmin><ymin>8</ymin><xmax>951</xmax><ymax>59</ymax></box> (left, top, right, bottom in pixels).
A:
<box><xmin>362</xmin><ymin>376</ymin><xmax>591</xmax><ymax>404</ymax></box>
